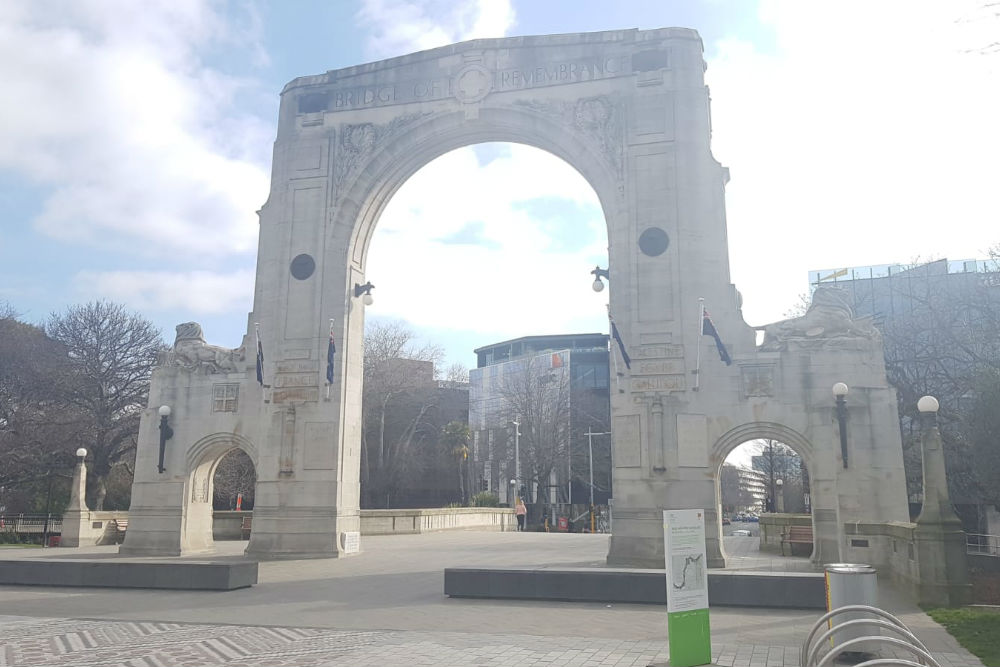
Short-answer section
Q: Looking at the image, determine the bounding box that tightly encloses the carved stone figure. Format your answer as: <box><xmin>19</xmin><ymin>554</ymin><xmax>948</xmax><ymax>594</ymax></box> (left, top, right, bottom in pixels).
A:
<box><xmin>172</xmin><ymin>322</ymin><xmax>244</xmax><ymax>374</ymax></box>
<box><xmin>759</xmin><ymin>287</ymin><xmax>878</xmax><ymax>351</ymax></box>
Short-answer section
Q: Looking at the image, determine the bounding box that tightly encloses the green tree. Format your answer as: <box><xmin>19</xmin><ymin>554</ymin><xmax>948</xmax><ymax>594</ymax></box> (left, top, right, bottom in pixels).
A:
<box><xmin>442</xmin><ymin>421</ymin><xmax>471</xmax><ymax>505</ymax></box>
<box><xmin>46</xmin><ymin>301</ymin><xmax>164</xmax><ymax>509</ymax></box>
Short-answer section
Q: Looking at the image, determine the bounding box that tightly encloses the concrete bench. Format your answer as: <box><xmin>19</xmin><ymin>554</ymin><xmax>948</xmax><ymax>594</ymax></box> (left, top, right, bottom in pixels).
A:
<box><xmin>444</xmin><ymin>567</ymin><xmax>826</xmax><ymax>609</ymax></box>
<box><xmin>0</xmin><ymin>559</ymin><xmax>258</xmax><ymax>590</ymax></box>
<box><xmin>781</xmin><ymin>525</ymin><xmax>812</xmax><ymax>556</ymax></box>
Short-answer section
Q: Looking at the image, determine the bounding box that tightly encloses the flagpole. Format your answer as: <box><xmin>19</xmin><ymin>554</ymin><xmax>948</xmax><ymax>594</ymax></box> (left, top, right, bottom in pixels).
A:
<box><xmin>694</xmin><ymin>298</ymin><xmax>704</xmax><ymax>392</ymax></box>
<box><xmin>255</xmin><ymin>322</ymin><xmax>264</xmax><ymax>404</ymax></box>
<box><xmin>326</xmin><ymin>318</ymin><xmax>334</xmax><ymax>400</ymax></box>
<box><xmin>607</xmin><ymin>304</ymin><xmax>622</xmax><ymax>394</ymax></box>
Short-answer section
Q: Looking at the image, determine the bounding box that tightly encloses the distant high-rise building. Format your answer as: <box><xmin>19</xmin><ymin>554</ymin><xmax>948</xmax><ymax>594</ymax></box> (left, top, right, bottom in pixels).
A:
<box><xmin>469</xmin><ymin>333</ymin><xmax>610</xmax><ymax>508</ymax></box>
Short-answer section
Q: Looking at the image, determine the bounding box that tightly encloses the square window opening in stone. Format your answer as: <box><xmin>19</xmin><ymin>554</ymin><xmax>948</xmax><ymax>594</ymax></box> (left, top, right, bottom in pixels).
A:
<box><xmin>213</xmin><ymin>383</ymin><xmax>240</xmax><ymax>413</ymax></box>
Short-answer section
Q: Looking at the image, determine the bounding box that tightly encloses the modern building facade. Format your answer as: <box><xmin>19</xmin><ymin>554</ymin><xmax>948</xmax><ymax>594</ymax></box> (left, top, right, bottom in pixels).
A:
<box><xmin>469</xmin><ymin>334</ymin><xmax>610</xmax><ymax>507</ymax></box>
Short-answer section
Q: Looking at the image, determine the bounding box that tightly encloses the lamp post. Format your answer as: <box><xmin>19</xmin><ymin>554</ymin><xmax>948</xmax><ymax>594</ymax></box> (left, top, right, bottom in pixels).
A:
<box><xmin>914</xmin><ymin>394</ymin><xmax>969</xmax><ymax>606</ymax></box>
<box><xmin>158</xmin><ymin>405</ymin><xmax>173</xmax><ymax>474</ymax></box>
<box><xmin>833</xmin><ymin>382</ymin><xmax>849</xmax><ymax>468</ymax></box>
<box><xmin>510</xmin><ymin>419</ymin><xmax>521</xmax><ymax>502</ymax></box>
<box><xmin>775</xmin><ymin>478</ymin><xmax>785</xmax><ymax>513</ymax></box>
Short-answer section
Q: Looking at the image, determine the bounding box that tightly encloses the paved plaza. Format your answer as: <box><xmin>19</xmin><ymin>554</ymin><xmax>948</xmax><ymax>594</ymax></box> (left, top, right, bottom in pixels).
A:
<box><xmin>0</xmin><ymin>532</ymin><xmax>984</xmax><ymax>667</ymax></box>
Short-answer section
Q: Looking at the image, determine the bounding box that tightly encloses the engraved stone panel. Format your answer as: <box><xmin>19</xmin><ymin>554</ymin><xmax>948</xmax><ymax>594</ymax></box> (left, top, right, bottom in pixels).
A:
<box><xmin>273</xmin><ymin>373</ymin><xmax>317</xmax><ymax>388</ymax></box>
<box><xmin>304</xmin><ymin>422</ymin><xmax>335</xmax><ymax>470</ymax></box>
<box><xmin>614</xmin><ymin>414</ymin><xmax>641</xmax><ymax>467</ymax></box>
<box><xmin>271</xmin><ymin>387</ymin><xmax>319</xmax><ymax>404</ymax></box>
<box><xmin>634</xmin><ymin>344</ymin><xmax>684</xmax><ymax>359</ymax></box>
<box><xmin>631</xmin><ymin>375</ymin><xmax>685</xmax><ymax>392</ymax></box>
<box><xmin>676</xmin><ymin>414</ymin><xmax>708</xmax><ymax>468</ymax></box>
<box><xmin>276</xmin><ymin>360</ymin><xmax>316</xmax><ymax>373</ymax></box>
<box><xmin>635</xmin><ymin>359</ymin><xmax>684</xmax><ymax>375</ymax></box>
<box><xmin>741</xmin><ymin>365</ymin><xmax>776</xmax><ymax>398</ymax></box>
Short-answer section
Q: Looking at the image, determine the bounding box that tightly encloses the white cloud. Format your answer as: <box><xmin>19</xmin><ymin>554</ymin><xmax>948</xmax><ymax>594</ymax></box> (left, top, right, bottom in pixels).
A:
<box><xmin>0</xmin><ymin>0</ymin><xmax>270</xmax><ymax>257</ymax></box>
<box><xmin>367</xmin><ymin>144</ymin><xmax>609</xmax><ymax>340</ymax></box>
<box><xmin>357</xmin><ymin>0</ymin><xmax>515</xmax><ymax>60</ymax></box>
<box><xmin>707</xmin><ymin>0</ymin><xmax>1000</xmax><ymax>326</ymax></box>
<box><xmin>75</xmin><ymin>269</ymin><xmax>255</xmax><ymax>315</ymax></box>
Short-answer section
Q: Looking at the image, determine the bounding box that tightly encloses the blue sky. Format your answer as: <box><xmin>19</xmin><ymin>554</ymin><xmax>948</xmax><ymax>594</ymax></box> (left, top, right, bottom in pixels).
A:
<box><xmin>1</xmin><ymin>1</ymin><xmax>997</xmax><ymax>372</ymax></box>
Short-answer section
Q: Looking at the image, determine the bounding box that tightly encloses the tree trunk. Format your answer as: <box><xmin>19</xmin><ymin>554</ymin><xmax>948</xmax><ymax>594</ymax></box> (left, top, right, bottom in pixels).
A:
<box><xmin>94</xmin><ymin>477</ymin><xmax>107</xmax><ymax>511</ymax></box>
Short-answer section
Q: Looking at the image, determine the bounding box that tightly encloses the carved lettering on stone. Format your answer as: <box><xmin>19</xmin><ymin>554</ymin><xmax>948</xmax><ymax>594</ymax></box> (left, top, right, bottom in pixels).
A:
<box><xmin>631</xmin><ymin>375</ymin><xmax>685</xmax><ymax>392</ymax></box>
<box><xmin>634</xmin><ymin>344</ymin><xmax>684</xmax><ymax>359</ymax></box>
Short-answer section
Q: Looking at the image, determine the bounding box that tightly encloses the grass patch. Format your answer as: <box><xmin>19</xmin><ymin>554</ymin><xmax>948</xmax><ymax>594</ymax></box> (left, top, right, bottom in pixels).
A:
<box><xmin>927</xmin><ymin>607</ymin><xmax>1000</xmax><ymax>666</ymax></box>
<box><xmin>0</xmin><ymin>544</ymin><xmax>42</xmax><ymax>548</ymax></box>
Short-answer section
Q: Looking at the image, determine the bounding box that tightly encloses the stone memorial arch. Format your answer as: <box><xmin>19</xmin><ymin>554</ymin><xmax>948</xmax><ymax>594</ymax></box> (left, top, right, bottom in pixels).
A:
<box><xmin>121</xmin><ymin>28</ymin><xmax>909</xmax><ymax>565</ymax></box>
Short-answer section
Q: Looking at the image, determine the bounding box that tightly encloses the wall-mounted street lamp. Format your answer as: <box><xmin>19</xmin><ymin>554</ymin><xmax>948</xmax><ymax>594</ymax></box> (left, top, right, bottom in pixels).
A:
<box><xmin>158</xmin><ymin>405</ymin><xmax>173</xmax><ymax>474</ymax></box>
<box><xmin>591</xmin><ymin>266</ymin><xmax>610</xmax><ymax>292</ymax></box>
<box><xmin>833</xmin><ymin>382</ymin><xmax>849</xmax><ymax>468</ymax></box>
<box><xmin>354</xmin><ymin>281</ymin><xmax>375</xmax><ymax>306</ymax></box>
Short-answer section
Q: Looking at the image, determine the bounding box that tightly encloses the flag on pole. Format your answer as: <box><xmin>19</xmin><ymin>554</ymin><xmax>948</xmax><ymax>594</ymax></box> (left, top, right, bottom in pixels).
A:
<box><xmin>326</xmin><ymin>319</ymin><xmax>336</xmax><ymax>384</ymax></box>
<box><xmin>255</xmin><ymin>323</ymin><xmax>264</xmax><ymax>385</ymax></box>
<box><xmin>609</xmin><ymin>316</ymin><xmax>632</xmax><ymax>370</ymax></box>
<box><xmin>701</xmin><ymin>309</ymin><xmax>732</xmax><ymax>365</ymax></box>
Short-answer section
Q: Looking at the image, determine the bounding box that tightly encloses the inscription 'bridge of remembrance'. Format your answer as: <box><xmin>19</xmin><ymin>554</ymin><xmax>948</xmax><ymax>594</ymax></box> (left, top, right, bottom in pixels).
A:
<box><xmin>122</xmin><ymin>28</ymin><xmax>910</xmax><ymax>569</ymax></box>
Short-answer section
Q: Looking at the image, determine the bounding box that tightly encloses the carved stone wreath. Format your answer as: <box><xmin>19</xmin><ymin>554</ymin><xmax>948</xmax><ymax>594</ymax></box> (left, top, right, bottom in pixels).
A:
<box><xmin>513</xmin><ymin>95</ymin><xmax>624</xmax><ymax>186</ymax></box>
<box><xmin>333</xmin><ymin>112</ymin><xmax>432</xmax><ymax>199</ymax></box>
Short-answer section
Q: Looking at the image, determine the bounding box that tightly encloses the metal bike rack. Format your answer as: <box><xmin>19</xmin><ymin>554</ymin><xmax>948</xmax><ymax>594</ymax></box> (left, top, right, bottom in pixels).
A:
<box><xmin>801</xmin><ymin>605</ymin><xmax>940</xmax><ymax>667</ymax></box>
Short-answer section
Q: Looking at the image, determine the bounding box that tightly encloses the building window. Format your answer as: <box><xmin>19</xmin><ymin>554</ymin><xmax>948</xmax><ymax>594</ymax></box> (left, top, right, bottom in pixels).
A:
<box><xmin>213</xmin><ymin>383</ymin><xmax>239</xmax><ymax>412</ymax></box>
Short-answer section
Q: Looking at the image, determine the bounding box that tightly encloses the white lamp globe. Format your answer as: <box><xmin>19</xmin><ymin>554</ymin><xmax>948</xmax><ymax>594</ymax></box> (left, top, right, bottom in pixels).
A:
<box><xmin>158</xmin><ymin>405</ymin><xmax>171</xmax><ymax>417</ymax></box>
<box><xmin>592</xmin><ymin>278</ymin><xmax>605</xmax><ymax>292</ymax></box>
<box><xmin>75</xmin><ymin>447</ymin><xmax>87</xmax><ymax>458</ymax></box>
<box><xmin>917</xmin><ymin>395</ymin><xmax>939</xmax><ymax>413</ymax></box>
<box><xmin>832</xmin><ymin>382</ymin><xmax>849</xmax><ymax>397</ymax></box>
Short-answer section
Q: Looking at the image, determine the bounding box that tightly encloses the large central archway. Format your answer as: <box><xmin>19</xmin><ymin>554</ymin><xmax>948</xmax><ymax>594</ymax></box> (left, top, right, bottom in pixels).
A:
<box><xmin>123</xmin><ymin>28</ymin><xmax>911</xmax><ymax>563</ymax></box>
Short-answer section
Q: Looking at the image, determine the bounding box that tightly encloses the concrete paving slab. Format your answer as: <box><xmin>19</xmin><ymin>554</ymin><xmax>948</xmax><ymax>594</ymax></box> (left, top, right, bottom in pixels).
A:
<box><xmin>0</xmin><ymin>532</ymin><xmax>984</xmax><ymax>667</ymax></box>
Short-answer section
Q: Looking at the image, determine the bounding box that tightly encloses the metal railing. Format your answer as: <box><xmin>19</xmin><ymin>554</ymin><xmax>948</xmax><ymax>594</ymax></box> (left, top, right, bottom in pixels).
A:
<box><xmin>0</xmin><ymin>514</ymin><xmax>63</xmax><ymax>534</ymax></box>
<box><xmin>966</xmin><ymin>533</ymin><xmax>1000</xmax><ymax>556</ymax></box>
<box><xmin>802</xmin><ymin>605</ymin><xmax>940</xmax><ymax>667</ymax></box>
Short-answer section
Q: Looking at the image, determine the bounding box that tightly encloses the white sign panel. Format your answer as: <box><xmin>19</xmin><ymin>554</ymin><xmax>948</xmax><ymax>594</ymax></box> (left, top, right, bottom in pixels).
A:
<box><xmin>663</xmin><ymin>509</ymin><xmax>709</xmax><ymax>613</ymax></box>
<box><xmin>341</xmin><ymin>531</ymin><xmax>360</xmax><ymax>554</ymax></box>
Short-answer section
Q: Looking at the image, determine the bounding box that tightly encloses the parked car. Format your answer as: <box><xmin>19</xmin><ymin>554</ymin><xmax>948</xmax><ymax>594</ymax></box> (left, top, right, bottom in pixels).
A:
<box><xmin>733</xmin><ymin>529</ymin><xmax>752</xmax><ymax>537</ymax></box>
<box><xmin>722</xmin><ymin>517</ymin><xmax>731</xmax><ymax>525</ymax></box>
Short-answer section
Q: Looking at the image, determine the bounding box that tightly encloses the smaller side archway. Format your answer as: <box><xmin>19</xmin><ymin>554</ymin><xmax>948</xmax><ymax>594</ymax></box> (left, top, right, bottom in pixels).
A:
<box><xmin>182</xmin><ymin>433</ymin><xmax>259</xmax><ymax>553</ymax></box>
<box><xmin>709</xmin><ymin>423</ymin><xmax>820</xmax><ymax>568</ymax></box>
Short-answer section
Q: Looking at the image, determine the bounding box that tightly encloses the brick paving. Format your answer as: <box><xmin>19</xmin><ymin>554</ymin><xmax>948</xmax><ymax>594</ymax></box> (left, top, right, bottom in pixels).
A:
<box><xmin>0</xmin><ymin>532</ymin><xmax>986</xmax><ymax>667</ymax></box>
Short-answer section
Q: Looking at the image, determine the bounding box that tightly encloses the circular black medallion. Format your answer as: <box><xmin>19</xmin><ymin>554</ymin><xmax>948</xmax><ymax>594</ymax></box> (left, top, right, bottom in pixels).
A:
<box><xmin>638</xmin><ymin>227</ymin><xmax>670</xmax><ymax>257</ymax></box>
<box><xmin>290</xmin><ymin>253</ymin><xmax>315</xmax><ymax>280</ymax></box>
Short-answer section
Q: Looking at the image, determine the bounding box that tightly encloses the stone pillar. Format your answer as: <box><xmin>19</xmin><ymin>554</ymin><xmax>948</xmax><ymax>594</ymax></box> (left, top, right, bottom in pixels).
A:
<box><xmin>60</xmin><ymin>452</ymin><xmax>89</xmax><ymax>547</ymax></box>
<box><xmin>914</xmin><ymin>396</ymin><xmax>970</xmax><ymax>606</ymax></box>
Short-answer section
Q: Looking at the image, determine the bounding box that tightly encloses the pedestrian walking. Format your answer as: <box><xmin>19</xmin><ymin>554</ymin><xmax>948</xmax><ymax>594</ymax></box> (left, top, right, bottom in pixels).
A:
<box><xmin>515</xmin><ymin>498</ymin><xmax>527</xmax><ymax>531</ymax></box>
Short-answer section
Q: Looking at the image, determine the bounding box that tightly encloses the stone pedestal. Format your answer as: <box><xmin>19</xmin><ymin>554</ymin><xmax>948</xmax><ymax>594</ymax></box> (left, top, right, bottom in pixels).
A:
<box><xmin>59</xmin><ymin>459</ymin><xmax>89</xmax><ymax>548</ymax></box>
<box><xmin>914</xmin><ymin>406</ymin><xmax>970</xmax><ymax>607</ymax></box>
